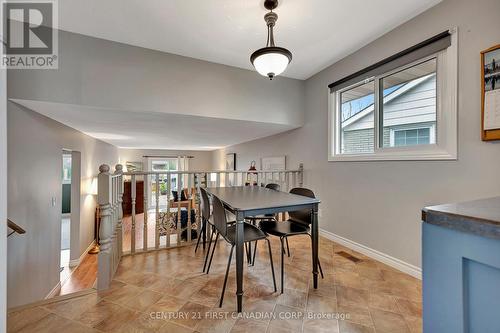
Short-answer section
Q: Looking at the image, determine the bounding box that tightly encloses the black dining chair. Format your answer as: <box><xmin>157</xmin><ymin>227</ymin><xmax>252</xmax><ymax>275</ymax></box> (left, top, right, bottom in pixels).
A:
<box><xmin>246</xmin><ymin>183</ymin><xmax>281</xmax><ymax>223</ymax></box>
<box><xmin>194</xmin><ymin>186</ymin><xmax>211</xmax><ymax>254</ymax></box>
<box><xmin>244</xmin><ymin>183</ymin><xmax>283</xmax><ymax>264</ymax></box>
<box><xmin>207</xmin><ymin>194</ymin><xmax>277</xmax><ymax>307</ymax></box>
<box><xmin>198</xmin><ymin>187</ymin><xmax>237</xmax><ymax>272</ymax></box>
<box><xmin>259</xmin><ymin>187</ymin><xmax>324</xmax><ymax>293</ymax></box>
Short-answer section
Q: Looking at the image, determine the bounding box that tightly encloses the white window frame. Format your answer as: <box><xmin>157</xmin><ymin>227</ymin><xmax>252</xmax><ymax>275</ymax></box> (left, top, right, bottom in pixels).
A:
<box><xmin>328</xmin><ymin>28</ymin><xmax>458</xmax><ymax>162</ymax></box>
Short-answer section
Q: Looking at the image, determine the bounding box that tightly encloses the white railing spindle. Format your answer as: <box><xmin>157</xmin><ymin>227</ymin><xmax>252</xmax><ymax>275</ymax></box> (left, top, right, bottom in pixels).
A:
<box><xmin>155</xmin><ymin>176</ymin><xmax>160</xmax><ymax>249</ymax></box>
<box><xmin>131</xmin><ymin>174</ymin><xmax>136</xmax><ymax>254</ymax></box>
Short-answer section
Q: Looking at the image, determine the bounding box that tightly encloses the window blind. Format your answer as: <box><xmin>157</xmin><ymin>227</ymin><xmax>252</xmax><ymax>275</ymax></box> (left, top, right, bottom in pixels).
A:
<box><xmin>328</xmin><ymin>30</ymin><xmax>451</xmax><ymax>92</ymax></box>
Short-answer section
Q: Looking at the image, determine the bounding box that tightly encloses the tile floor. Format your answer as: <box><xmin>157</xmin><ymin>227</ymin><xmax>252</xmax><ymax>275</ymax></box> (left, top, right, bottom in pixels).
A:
<box><xmin>8</xmin><ymin>235</ymin><xmax>422</xmax><ymax>333</ymax></box>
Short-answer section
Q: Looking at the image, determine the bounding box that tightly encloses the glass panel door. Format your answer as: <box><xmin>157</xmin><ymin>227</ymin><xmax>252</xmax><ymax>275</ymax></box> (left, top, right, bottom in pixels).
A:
<box><xmin>148</xmin><ymin>158</ymin><xmax>178</xmax><ymax>209</ymax></box>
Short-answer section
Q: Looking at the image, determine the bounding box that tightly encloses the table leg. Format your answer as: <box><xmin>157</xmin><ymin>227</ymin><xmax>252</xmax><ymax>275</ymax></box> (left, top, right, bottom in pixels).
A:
<box><xmin>311</xmin><ymin>204</ymin><xmax>319</xmax><ymax>289</ymax></box>
<box><xmin>235</xmin><ymin>215</ymin><xmax>244</xmax><ymax>312</ymax></box>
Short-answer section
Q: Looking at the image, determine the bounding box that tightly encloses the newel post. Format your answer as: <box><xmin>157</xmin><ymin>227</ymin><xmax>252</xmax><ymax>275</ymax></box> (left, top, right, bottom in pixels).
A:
<box><xmin>97</xmin><ymin>164</ymin><xmax>112</xmax><ymax>290</ymax></box>
<box><xmin>114</xmin><ymin>164</ymin><xmax>124</xmax><ymax>258</ymax></box>
<box><xmin>298</xmin><ymin>163</ymin><xmax>304</xmax><ymax>187</ymax></box>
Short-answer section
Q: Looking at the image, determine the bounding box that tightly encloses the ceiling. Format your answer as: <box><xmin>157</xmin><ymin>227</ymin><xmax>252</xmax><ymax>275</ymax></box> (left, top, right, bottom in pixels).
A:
<box><xmin>58</xmin><ymin>0</ymin><xmax>442</xmax><ymax>80</ymax></box>
<box><xmin>11</xmin><ymin>99</ymin><xmax>297</xmax><ymax>150</ymax></box>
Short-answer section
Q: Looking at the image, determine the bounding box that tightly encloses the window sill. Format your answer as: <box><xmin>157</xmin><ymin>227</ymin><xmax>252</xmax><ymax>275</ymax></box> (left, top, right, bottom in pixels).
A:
<box><xmin>328</xmin><ymin>147</ymin><xmax>457</xmax><ymax>162</ymax></box>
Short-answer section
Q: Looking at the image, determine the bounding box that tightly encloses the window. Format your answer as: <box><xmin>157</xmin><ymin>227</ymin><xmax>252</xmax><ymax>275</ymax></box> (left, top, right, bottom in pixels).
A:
<box><xmin>329</xmin><ymin>30</ymin><xmax>457</xmax><ymax>161</ymax></box>
<box><xmin>380</xmin><ymin>58</ymin><xmax>436</xmax><ymax>148</ymax></box>
<box><xmin>62</xmin><ymin>154</ymin><xmax>72</xmax><ymax>184</ymax></box>
<box><xmin>393</xmin><ymin>127</ymin><xmax>431</xmax><ymax>146</ymax></box>
<box><xmin>340</xmin><ymin>80</ymin><xmax>375</xmax><ymax>154</ymax></box>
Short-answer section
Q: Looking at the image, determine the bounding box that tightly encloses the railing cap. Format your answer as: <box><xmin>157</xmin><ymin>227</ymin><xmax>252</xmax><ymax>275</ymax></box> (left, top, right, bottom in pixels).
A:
<box><xmin>99</xmin><ymin>164</ymin><xmax>110</xmax><ymax>173</ymax></box>
<box><xmin>115</xmin><ymin>164</ymin><xmax>123</xmax><ymax>172</ymax></box>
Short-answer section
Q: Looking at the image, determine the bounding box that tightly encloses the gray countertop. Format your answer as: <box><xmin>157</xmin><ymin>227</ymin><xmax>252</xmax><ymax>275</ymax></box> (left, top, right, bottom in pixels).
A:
<box><xmin>422</xmin><ymin>196</ymin><xmax>500</xmax><ymax>239</ymax></box>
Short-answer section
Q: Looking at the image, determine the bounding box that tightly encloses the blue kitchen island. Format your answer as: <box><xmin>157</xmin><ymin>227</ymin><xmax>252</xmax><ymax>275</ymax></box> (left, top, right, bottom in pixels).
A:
<box><xmin>422</xmin><ymin>197</ymin><xmax>500</xmax><ymax>333</ymax></box>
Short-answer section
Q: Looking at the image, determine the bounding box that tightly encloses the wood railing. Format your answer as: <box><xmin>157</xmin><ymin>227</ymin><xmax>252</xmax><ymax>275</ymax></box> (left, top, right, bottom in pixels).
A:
<box><xmin>96</xmin><ymin>162</ymin><xmax>303</xmax><ymax>289</ymax></box>
<box><xmin>7</xmin><ymin>219</ymin><xmax>26</xmax><ymax>237</ymax></box>
<box><xmin>97</xmin><ymin>164</ymin><xmax>124</xmax><ymax>290</ymax></box>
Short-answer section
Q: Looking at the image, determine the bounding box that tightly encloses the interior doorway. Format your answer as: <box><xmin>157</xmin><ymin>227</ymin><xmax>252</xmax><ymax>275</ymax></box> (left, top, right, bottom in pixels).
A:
<box><xmin>60</xmin><ymin>151</ymin><xmax>72</xmax><ymax>279</ymax></box>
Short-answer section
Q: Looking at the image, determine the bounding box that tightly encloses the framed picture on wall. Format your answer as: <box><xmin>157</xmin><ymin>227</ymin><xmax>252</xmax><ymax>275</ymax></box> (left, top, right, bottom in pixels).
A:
<box><xmin>225</xmin><ymin>153</ymin><xmax>236</xmax><ymax>170</ymax></box>
<box><xmin>481</xmin><ymin>44</ymin><xmax>500</xmax><ymax>141</ymax></box>
<box><xmin>261</xmin><ymin>156</ymin><xmax>286</xmax><ymax>171</ymax></box>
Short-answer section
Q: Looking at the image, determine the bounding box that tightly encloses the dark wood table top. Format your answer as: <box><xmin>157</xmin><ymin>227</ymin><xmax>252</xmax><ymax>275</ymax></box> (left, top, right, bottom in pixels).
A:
<box><xmin>205</xmin><ymin>186</ymin><xmax>320</xmax><ymax>216</ymax></box>
<box><xmin>422</xmin><ymin>196</ymin><xmax>500</xmax><ymax>239</ymax></box>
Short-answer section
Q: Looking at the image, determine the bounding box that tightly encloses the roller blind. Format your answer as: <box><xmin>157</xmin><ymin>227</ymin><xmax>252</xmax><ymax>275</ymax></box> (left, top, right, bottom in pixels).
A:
<box><xmin>329</xmin><ymin>30</ymin><xmax>451</xmax><ymax>93</ymax></box>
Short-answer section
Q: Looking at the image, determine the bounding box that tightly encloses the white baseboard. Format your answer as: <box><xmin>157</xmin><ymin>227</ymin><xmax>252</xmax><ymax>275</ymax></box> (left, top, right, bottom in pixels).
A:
<box><xmin>45</xmin><ymin>281</ymin><xmax>61</xmax><ymax>299</ymax></box>
<box><xmin>69</xmin><ymin>241</ymin><xmax>96</xmax><ymax>267</ymax></box>
<box><xmin>320</xmin><ymin>229</ymin><xmax>422</xmax><ymax>280</ymax></box>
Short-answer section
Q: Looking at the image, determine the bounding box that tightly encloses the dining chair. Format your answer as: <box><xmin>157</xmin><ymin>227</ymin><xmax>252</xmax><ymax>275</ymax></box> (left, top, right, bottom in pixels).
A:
<box><xmin>259</xmin><ymin>187</ymin><xmax>324</xmax><ymax>293</ymax></box>
<box><xmin>197</xmin><ymin>187</ymin><xmax>241</xmax><ymax>273</ymax></box>
<box><xmin>246</xmin><ymin>183</ymin><xmax>281</xmax><ymax>223</ymax></box>
<box><xmin>194</xmin><ymin>186</ymin><xmax>211</xmax><ymax>254</ymax></box>
<box><xmin>207</xmin><ymin>194</ymin><xmax>277</xmax><ymax>307</ymax></box>
<box><xmin>244</xmin><ymin>183</ymin><xmax>283</xmax><ymax>264</ymax></box>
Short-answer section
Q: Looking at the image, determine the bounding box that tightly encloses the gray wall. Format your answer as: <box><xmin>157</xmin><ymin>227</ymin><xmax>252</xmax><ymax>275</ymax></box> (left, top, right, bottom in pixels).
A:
<box><xmin>213</xmin><ymin>0</ymin><xmax>500</xmax><ymax>268</ymax></box>
<box><xmin>118</xmin><ymin>148</ymin><xmax>213</xmax><ymax>172</ymax></box>
<box><xmin>7</xmin><ymin>29</ymin><xmax>305</xmax><ymax>127</ymax></box>
<box><xmin>7</xmin><ymin>103</ymin><xmax>118</xmax><ymax>307</ymax></box>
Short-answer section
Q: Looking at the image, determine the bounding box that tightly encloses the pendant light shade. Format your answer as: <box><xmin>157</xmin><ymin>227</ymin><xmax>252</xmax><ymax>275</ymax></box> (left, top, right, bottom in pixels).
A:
<box><xmin>250</xmin><ymin>47</ymin><xmax>292</xmax><ymax>78</ymax></box>
<box><xmin>250</xmin><ymin>0</ymin><xmax>292</xmax><ymax>80</ymax></box>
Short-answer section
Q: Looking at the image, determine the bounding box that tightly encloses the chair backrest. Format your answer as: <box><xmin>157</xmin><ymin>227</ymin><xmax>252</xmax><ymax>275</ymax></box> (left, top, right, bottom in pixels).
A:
<box><xmin>199</xmin><ymin>187</ymin><xmax>211</xmax><ymax>220</ymax></box>
<box><xmin>265</xmin><ymin>183</ymin><xmax>280</xmax><ymax>191</ymax></box>
<box><xmin>288</xmin><ymin>187</ymin><xmax>315</xmax><ymax>226</ymax></box>
<box><xmin>211</xmin><ymin>194</ymin><xmax>229</xmax><ymax>237</ymax></box>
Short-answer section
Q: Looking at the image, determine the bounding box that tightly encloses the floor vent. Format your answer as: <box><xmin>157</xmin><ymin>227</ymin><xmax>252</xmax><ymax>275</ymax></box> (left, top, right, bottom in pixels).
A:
<box><xmin>336</xmin><ymin>251</ymin><xmax>361</xmax><ymax>263</ymax></box>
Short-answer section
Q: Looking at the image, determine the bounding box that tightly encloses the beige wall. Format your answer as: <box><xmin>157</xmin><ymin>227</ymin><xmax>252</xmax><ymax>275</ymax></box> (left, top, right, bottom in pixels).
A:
<box><xmin>213</xmin><ymin>0</ymin><xmax>500</xmax><ymax>268</ymax></box>
<box><xmin>118</xmin><ymin>148</ymin><xmax>213</xmax><ymax>172</ymax></box>
<box><xmin>7</xmin><ymin>103</ymin><xmax>118</xmax><ymax>307</ymax></box>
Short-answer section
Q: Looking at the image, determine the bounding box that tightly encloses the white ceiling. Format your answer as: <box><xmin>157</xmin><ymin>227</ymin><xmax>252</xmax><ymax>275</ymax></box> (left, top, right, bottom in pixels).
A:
<box><xmin>58</xmin><ymin>0</ymin><xmax>442</xmax><ymax>80</ymax></box>
<box><xmin>11</xmin><ymin>99</ymin><xmax>297</xmax><ymax>150</ymax></box>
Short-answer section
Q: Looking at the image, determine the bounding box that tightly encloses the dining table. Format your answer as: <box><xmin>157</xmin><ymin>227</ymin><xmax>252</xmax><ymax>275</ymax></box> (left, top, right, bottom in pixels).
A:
<box><xmin>205</xmin><ymin>186</ymin><xmax>321</xmax><ymax>312</ymax></box>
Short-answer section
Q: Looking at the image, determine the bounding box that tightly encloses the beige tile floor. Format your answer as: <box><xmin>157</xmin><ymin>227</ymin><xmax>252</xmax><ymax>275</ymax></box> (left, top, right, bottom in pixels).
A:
<box><xmin>8</xmin><ymin>235</ymin><xmax>422</xmax><ymax>333</ymax></box>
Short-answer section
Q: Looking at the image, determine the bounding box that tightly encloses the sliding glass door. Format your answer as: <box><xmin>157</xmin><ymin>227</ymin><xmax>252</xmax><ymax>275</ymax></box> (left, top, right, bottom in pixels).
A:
<box><xmin>147</xmin><ymin>158</ymin><xmax>178</xmax><ymax>209</ymax></box>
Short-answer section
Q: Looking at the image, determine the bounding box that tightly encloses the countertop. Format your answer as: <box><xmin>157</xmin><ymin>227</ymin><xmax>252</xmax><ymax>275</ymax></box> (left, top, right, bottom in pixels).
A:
<box><xmin>422</xmin><ymin>196</ymin><xmax>500</xmax><ymax>239</ymax></box>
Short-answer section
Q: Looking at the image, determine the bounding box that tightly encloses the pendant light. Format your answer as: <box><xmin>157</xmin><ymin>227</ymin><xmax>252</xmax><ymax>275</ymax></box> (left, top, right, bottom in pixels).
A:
<box><xmin>250</xmin><ymin>0</ymin><xmax>292</xmax><ymax>80</ymax></box>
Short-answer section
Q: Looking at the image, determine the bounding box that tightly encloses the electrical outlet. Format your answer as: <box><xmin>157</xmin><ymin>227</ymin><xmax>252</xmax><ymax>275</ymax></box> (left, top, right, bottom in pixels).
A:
<box><xmin>51</xmin><ymin>197</ymin><xmax>57</xmax><ymax>207</ymax></box>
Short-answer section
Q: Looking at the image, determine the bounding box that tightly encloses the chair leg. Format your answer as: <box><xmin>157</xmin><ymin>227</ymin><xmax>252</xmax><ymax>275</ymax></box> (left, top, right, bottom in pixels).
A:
<box><xmin>203</xmin><ymin>230</ymin><xmax>214</xmax><ymax>272</ymax></box>
<box><xmin>194</xmin><ymin>218</ymin><xmax>206</xmax><ymax>253</ymax></box>
<box><xmin>318</xmin><ymin>259</ymin><xmax>324</xmax><ymax>279</ymax></box>
<box><xmin>285</xmin><ymin>237</ymin><xmax>291</xmax><ymax>257</ymax></box>
<box><xmin>206</xmin><ymin>231</ymin><xmax>219</xmax><ymax>274</ymax></box>
<box><xmin>219</xmin><ymin>245</ymin><xmax>235</xmax><ymax>307</ymax></box>
<box><xmin>247</xmin><ymin>242</ymin><xmax>252</xmax><ymax>265</ymax></box>
<box><xmin>251</xmin><ymin>241</ymin><xmax>258</xmax><ymax>266</ymax></box>
<box><xmin>265</xmin><ymin>238</ymin><xmax>277</xmax><ymax>292</ymax></box>
<box><xmin>202</xmin><ymin>228</ymin><xmax>215</xmax><ymax>272</ymax></box>
<box><xmin>280</xmin><ymin>237</ymin><xmax>285</xmax><ymax>294</ymax></box>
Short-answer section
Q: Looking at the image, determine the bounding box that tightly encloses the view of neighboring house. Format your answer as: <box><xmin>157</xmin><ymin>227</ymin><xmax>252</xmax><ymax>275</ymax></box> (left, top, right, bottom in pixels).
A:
<box><xmin>1</xmin><ymin>1</ymin><xmax>500</xmax><ymax>333</ymax></box>
<box><xmin>341</xmin><ymin>63</ymin><xmax>437</xmax><ymax>154</ymax></box>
